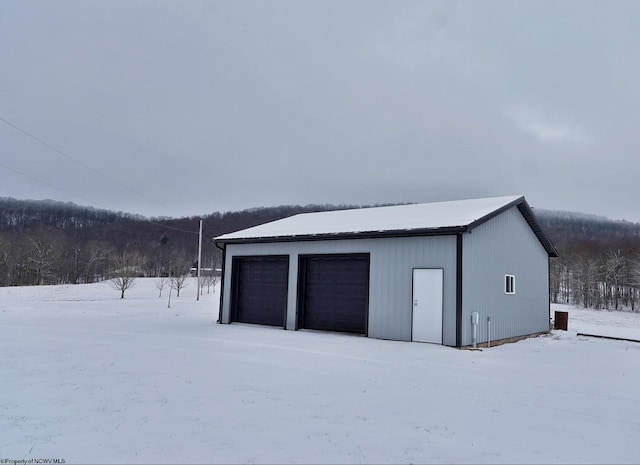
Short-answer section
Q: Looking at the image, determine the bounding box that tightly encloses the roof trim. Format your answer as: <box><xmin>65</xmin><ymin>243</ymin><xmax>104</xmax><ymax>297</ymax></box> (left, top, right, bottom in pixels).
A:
<box><xmin>215</xmin><ymin>225</ymin><xmax>468</xmax><ymax>245</ymax></box>
<box><xmin>515</xmin><ymin>200</ymin><xmax>559</xmax><ymax>258</ymax></box>
<box><xmin>466</xmin><ymin>195</ymin><xmax>525</xmax><ymax>231</ymax></box>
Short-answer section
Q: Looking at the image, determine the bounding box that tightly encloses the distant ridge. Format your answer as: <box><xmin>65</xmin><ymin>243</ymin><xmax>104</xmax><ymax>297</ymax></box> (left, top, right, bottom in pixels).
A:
<box><xmin>533</xmin><ymin>208</ymin><xmax>638</xmax><ymax>225</ymax></box>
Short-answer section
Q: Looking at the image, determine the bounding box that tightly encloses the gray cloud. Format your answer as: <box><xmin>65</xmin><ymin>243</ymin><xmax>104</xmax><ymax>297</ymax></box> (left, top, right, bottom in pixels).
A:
<box><xmin>1</xmin><ymin>0</ymin><xmax>639</xmax><ymax>221</ymax></box>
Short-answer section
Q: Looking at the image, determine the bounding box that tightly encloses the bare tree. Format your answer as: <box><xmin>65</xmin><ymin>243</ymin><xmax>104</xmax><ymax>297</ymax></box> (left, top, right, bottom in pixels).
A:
<box><xmin>166</xmin><ymin>260</ymin><xmax>191</xmax><ymax>298</ymax></box>
<box><xmin>0</xmin><ymin>235</ymin><xmax>9</xmax><ymax>286</ymax></box>
<box><xmin>83</xmin><ymin>242</ymin><xmax>111</xmax><ymax>283</ymax></box>
<box><xmin>572</xmin><ymin>255</ymin><xmax>601</xmax><ymax>308</ymax></box>
<box><xmin>628</xmin><ymin>253</ymin><xmax>640</xmax><ymax>312</ymax></box>
<box><xmin>171</xmin><ymin>273</ymin><xmax>189</xmax><ymax>297</ymax></box>
<box><xmin>28</xmin><ymin>237</ymin><xmax>61</xmax><ymax>285</ymax></box>
<box><xmin>154</xmin><ymin>276</ymin><xmax>169</xmax><ymax>298</ymax></box>
<box><xmin>604</xmin><ymin>249</ymin><xmax>626</xmax><ymax>310</ymax></box>
<box><xmin>110</xmin><ymin>251</ymin><xmax>143</xmax><ymax>299</ymax></box>
<box><xmin>201</xmin><ymin>274</ymin><xmax>219</xmax><ymax>294</ymax></box>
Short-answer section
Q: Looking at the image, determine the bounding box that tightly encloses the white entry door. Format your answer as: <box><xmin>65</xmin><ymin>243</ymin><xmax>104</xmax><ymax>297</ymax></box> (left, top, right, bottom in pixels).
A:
<box><xmin>412</xmin><ymin>268</ymin><xmax>443</xmax><ymax>343</ymax></box>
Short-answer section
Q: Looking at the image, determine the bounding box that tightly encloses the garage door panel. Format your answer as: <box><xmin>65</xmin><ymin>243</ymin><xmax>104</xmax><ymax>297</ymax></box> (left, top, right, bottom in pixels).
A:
<box><xmin>299</xmin><ymin>254</ymin><xmax>370</xmax><ymax>335</ymax></box>
<box><xmin>232</xmin><ymin>256</ymin><xmax>288</xmax><ymax>327</ymax></box>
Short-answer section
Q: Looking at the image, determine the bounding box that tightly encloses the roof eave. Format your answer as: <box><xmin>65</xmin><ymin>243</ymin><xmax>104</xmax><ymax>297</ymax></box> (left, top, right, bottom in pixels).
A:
<box><xmin>214</xmin><ymin>225</ymin><xmax>468</xmax><ymax>245</ymax></box>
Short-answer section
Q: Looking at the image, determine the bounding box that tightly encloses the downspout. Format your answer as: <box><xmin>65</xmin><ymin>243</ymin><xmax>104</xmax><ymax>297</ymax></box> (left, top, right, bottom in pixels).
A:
<box><xmin>215</xmin><ymin>241</ymin><xmax>226</xmax><ymax>324</ymax></box>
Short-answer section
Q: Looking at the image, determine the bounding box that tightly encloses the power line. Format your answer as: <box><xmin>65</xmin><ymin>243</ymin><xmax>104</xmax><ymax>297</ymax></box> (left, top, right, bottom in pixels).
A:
<box><xmin>147</xmin><ymin>219</ymin><xmax>201</xmax><ymax>235</ymax></box>
<box><xmin>0</xmin><ymin>115</ymin><xmax>215</xmax><ymax>237</ymax></box>
<box><xmin>0</xmin><ymin>115</ymin><xmax>165</xmax><ymax>208</ymax></box>
<box><xmin>0</xmin><ymin>160</ymin><xmax>113</xmax><ymax>210</ymax></box>
<box><xmin>0</xmin><ymin>157</ymin><xmax>202</xmax><ymax>234</ymax></box>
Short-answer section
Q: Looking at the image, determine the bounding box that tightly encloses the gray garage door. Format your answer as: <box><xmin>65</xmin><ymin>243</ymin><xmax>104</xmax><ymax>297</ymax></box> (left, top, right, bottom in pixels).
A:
<box><xmin>297</xmin><ymin>254</ymin><xmax>370</xmax><ymax>335</ymax></box>
<box><xmin>231</xmin><ymin>255</ymin><xmax>288</xmax><ymax>327</ymax></box>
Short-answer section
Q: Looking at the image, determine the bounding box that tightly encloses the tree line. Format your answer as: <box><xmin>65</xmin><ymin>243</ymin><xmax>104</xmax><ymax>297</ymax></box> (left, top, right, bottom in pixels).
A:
<box><xmin>2</xmin><ymin>197</ymin><xmax>640</xmax><ymax>312</ymax></box>
<box><xmin>0</xmin><ymin>197</ymin><xmax>352</xmax><ymax>287</ymax></box>
<box><xmin>538</xmin><ymin>209</ymin><xmax>640</xmax><ymax>311</ymax></box>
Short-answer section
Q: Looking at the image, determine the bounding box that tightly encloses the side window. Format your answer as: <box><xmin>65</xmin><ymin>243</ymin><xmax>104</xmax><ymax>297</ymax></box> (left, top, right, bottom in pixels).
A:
<box><xmin>505</xmin><ymin>274</ymin><xmax>515</xmax><ymax>294</ymax></box>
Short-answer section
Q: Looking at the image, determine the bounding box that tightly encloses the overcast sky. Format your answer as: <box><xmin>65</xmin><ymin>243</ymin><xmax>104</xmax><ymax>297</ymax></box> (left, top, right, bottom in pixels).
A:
<box><xmin>2</xmin><ymin>1</ymin><xmax>639</xmax><ymax>221</ymax></box>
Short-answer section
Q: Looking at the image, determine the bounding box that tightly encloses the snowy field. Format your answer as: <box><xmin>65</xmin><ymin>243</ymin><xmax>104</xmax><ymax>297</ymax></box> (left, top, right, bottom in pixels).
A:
<box><xmin>1</xmin><ymin>279</ymin><xmax>640</xmax><ymax>464</ymax></box>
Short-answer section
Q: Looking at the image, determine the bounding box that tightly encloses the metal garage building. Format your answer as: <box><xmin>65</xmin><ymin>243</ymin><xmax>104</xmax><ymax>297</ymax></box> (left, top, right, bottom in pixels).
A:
<box><xmin>214</xmin><ymin>195</ymin><xmax>558</xmax><ymax>347</ymax></box>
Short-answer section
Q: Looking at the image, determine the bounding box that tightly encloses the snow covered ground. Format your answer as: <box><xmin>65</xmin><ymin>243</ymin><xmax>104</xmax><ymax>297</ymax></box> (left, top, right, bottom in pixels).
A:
<box><xmin>1</xmin><ymin>279</ymin><xmax>640</xmax><ymax>464</ymax></box>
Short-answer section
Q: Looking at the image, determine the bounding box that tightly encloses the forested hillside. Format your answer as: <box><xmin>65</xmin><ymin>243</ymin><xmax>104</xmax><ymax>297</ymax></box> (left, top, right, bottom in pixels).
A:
<box><xmin>0</xmin><ymin>197</ymin><xmax>353</xmax><ymax>287</ymax></box>
<box><xmin>536</xmin><ymin>209</ymin><xmax>640</xmax><ymax>310</ymax></box>
<box><xmin>1</xmin><ymin>197</ymin><xmax>639</xmax><ymax>311</ymax></box>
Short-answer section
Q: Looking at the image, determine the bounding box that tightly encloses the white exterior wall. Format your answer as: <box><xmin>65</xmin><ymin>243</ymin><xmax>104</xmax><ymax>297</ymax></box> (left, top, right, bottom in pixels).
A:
<box><xmin>221</xmin><ymin>235</ymin><xmax>458</xmax><ymax>344</ymax></box>
<box><xmin>461</xmin><ymin>207</ymin><xmax>550</xmax><ymax>346</ymax></box>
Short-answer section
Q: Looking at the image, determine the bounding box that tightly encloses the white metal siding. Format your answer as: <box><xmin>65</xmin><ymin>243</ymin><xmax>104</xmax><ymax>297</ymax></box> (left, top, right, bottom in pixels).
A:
<box><xmin>221</xmin><ymin>236</ymin><xmax>457</xmax><ymax>344</ymax></box>
<box><xmin>462</xmin><ymin>207</ymin><xmax>550</xmax><ymax>346</ymax></box>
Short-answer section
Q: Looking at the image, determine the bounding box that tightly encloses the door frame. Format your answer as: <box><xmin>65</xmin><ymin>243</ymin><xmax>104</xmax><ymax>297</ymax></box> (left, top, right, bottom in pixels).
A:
<box><xmin>411</xmin><ymin>267</ymin><xmax>444</xmax><ymax>343</ymax></box>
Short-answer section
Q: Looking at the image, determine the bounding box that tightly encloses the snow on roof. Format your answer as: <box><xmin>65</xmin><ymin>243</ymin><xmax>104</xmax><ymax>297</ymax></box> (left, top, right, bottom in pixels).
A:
<box><xmin>216</xmin><ymin>195</ymin><xmax>524</xmax><ymax>241</ymax></box>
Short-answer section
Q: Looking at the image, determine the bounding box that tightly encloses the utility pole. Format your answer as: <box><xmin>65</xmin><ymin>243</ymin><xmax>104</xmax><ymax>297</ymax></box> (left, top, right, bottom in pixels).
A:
<box><xmin>197</xmin><ymin>219</ymin><xmax>203</xmax><ymax>301</ymax></box>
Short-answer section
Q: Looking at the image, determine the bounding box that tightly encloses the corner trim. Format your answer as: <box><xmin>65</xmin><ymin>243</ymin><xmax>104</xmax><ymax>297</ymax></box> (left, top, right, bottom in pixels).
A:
<box><xmin>215</xmin><ymin>242</ymin><xmax>226</xmax><ymax>324</ymax></box>
<box><xmin>456</xmin><ymin>233</ymin><xmax>463</xmax><ymax>347</ymax></box>
<box><xmin>548</xmin><ymin>257</ymin><xmax>552</xmax><ymax>327</ymax></box>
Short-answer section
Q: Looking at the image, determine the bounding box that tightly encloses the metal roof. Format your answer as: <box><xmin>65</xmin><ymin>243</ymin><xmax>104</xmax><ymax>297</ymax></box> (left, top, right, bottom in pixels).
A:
<box><xmin>215</xmin><ymin>195</ymin><xmax>559</xmax><ymax>257</ymax></box>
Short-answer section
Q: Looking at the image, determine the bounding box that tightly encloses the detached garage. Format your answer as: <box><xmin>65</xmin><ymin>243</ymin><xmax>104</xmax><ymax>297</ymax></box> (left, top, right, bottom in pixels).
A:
<box><xmin>215</xmin><ymin>195</ymin><xmax>558</xmax><ymax>347</ymax></box>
